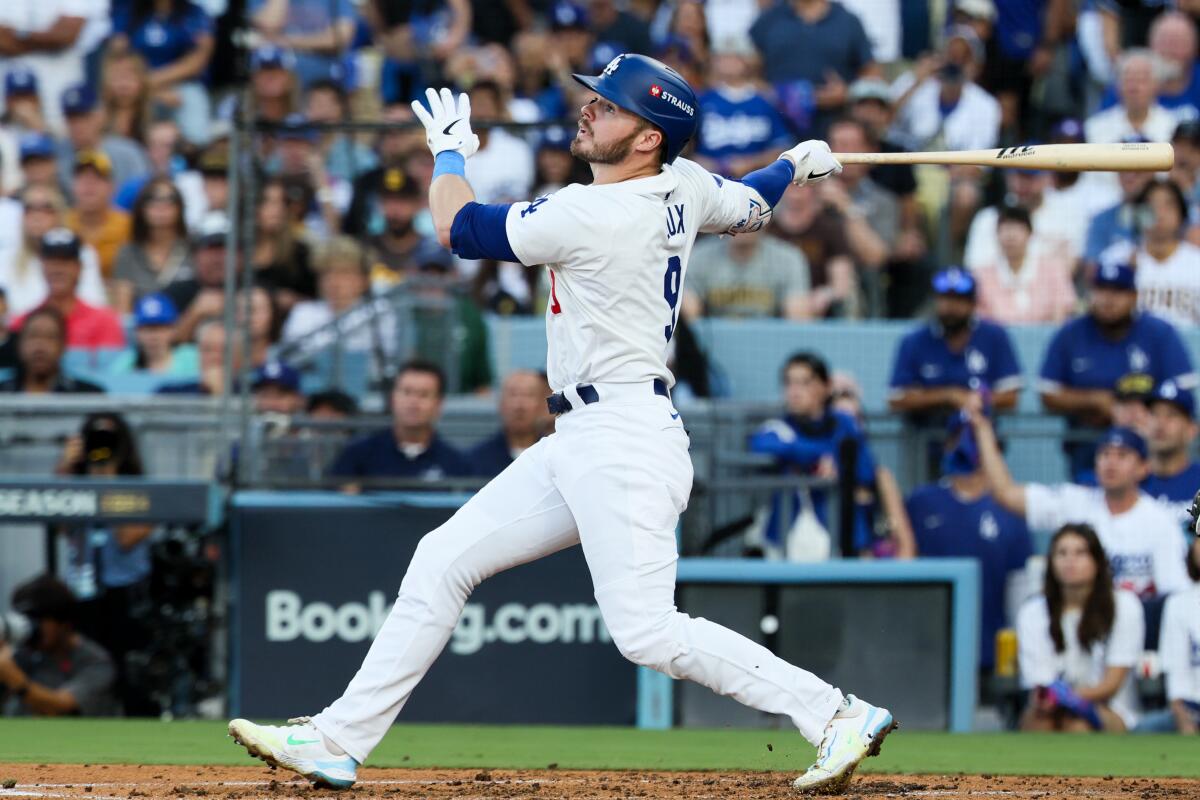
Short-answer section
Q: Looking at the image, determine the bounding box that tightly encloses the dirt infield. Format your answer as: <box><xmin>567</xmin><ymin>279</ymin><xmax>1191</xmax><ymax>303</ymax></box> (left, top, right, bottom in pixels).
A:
<box><xmin>0</xmin><ymin>765</ymin><xmax>1197</xmax><ymax>800</ymax></box>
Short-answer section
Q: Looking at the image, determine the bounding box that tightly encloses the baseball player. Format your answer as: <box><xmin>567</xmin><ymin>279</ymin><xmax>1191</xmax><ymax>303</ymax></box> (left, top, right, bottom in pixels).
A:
<box><xmin>228</xmin><ymin>54</ymin><xmax>896</xmax><ymax>794</ymax></box>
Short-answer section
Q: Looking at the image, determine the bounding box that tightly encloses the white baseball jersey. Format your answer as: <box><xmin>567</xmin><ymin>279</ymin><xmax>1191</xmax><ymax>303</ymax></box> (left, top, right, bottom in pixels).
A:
<box><xmin>1160</xmin><ymin>586</ymin><xmax>1200</xmax><ymax>704</ymax></box>
<box><xmin>1016</xmin><ymin>590</ymin><xmax>1144</xmax><ymax>728</ymax></box>
<box><xmin>1129</xmin><ymin>242</ymin><xmax>1200</xmax><ymax>328</ymax></box>
<box><xmin>502</xmin><ymin>157</ymin><xmax>754</xmax><ymax>391</ymax></box>
<box><xmin>1025</xmin><ymin>484</ymin><xmax>1190</xmax><ymax>598</ymax></box>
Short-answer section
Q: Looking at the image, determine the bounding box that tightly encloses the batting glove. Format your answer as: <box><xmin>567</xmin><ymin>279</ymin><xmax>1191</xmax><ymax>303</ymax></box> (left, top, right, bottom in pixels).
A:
<box><xmin>411</xmin><ymin>87</ymin><xmax>480</xmax><ymax>159</ymax></box>
<box><xmin>781</xmin><ymin>140</ymin><xmax>843</xmax><ymax>187</ymax></box>
<box><xmin>1188</xmin><ymin>488</ymin><xmax>1200</xmax><ymax>536</ymax></box>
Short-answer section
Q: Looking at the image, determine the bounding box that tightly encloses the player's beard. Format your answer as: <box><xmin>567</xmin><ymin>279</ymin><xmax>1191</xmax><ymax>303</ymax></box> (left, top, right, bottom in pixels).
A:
<box><xmin>571</xmin><ymin>126</ymin><xmax>642</xmax><ymax>165</ymax></box>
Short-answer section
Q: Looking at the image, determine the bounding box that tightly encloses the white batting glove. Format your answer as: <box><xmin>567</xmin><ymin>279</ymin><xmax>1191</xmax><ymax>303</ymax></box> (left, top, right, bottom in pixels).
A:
<box><xmin>781</xmin><ymin>140</ymin><xmax>843</xmax><ymax>187</ymax></box>
<box><xmin>410</xmin><ymin>87</ymin><xmax>480</xmax><ymax>159</ymax></box>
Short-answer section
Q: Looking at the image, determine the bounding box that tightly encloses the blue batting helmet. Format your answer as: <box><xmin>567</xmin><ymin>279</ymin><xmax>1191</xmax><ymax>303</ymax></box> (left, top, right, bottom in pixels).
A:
<box><xmin>571</xmin><ymin>53</ymin><xmax>697</xmax><ymax>163</ymax></box>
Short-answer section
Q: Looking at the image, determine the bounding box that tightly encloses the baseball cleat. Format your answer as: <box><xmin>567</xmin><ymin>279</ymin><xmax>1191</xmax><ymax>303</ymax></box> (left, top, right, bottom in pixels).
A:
<box><xmin>792</xmin><ymin>694</ymin><xmax>897</xmax><ymax>794</ymax></box>
<box><xmin>228</xmin><ymin>716</ymin><xmax>358</xmax><ymax>789</ymax></box>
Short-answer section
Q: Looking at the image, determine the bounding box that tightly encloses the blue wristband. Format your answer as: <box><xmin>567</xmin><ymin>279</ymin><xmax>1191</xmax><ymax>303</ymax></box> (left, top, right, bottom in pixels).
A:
<box><xmin>432</xmin><ymin>151</ymin><xmax>466</xmax><ymax>180</ymax></box>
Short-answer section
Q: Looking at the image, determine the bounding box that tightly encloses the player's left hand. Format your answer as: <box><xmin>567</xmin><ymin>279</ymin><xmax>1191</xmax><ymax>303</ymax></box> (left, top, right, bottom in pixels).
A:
<box><xmin>781</xmin><ymin>140</ymin><xmax>842</xmax><ymax>187</ymax></box>
<box><xmin>411</xmin><ymin>87</ymin><xmax>480</xmax><ymax>159</ymax></box>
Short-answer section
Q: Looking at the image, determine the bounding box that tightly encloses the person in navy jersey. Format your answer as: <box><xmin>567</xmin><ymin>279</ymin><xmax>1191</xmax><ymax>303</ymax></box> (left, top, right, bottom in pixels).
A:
<box><xmin>889</xmin><ymin>267</ymin><xmax>1023</xmax><ymax>424</ymax></box>
<box><xmin>906</xmin><ymin>410</ymin><xmax>1033</xmax><ymax>671</ymax></box>
<box><xmin>748</xmin><ymin>0</ymin><xmax>876</xmax><ymax>137</ymax></box>
<box><xmin>1039</xmin><ymin>262</ymin><xmax>1197</xmax><ymax>480</ymax></box>
<box><xmin>329</xmin><ymin>360</ymin><xmax>469</xmax><ymax>486</ymax></box>
<box><xmin>466</xmin><ymin>370</ymin><xmax>553</xmax><ymax>479</ymax></box>
<box><xmin>110</xmin><ymin>0</ymin><xmax>215</xmax><ymax>147</ymax></box>
<box><xmin>693</xmin><ymin>36</ymin><xmax>793</xmax><ymax>178</ymax></box>
<box><xmin>750</xmin><ymin>352</ymin><xmax>880</xmax><ymax>557</ymax></box>
<box><xmin>1144</xmin><ymin>379</ymin><xmax>1200</xmax><ymax>517</ymax></box>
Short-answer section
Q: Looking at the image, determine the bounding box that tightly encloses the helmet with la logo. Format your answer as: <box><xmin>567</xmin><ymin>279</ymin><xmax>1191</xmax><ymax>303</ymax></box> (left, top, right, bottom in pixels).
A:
<box><xmin>572</xmin><ymin>53</ymin><xmax>698</xmax><ymax>163</ymax></box>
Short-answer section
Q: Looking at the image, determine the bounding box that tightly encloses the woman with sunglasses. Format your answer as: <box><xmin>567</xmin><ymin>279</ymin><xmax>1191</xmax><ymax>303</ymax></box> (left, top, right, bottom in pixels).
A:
<box><xmin>0</xmin><ymin>185</ymin><xmax>107</xmax><ymax>315</ymax></box>
<box><xmin>112</xmin><ymin>177</ymin><xmax>194</xmax><ymax>314</ymax></box>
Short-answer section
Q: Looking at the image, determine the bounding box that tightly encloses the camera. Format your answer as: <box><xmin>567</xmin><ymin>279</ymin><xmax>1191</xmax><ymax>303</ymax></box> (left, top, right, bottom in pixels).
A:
<box><xmin>0</xmin><ymin>611</ymin><xmax>31</xmax><ymax>645</ymax></box>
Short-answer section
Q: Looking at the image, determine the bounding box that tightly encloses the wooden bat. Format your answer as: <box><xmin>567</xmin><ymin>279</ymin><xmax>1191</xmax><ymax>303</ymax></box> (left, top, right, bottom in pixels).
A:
<box><xmin>833</xmin><ymin>142</ymin><xmax>1173</xmax><ymax>172</ymax></box>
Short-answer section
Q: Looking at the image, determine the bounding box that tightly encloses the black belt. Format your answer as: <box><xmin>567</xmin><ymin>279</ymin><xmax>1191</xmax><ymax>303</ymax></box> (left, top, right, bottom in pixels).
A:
<box><xmin>547</xmin><ymin>379</ymin><xmax>670</xmax><ymax>415</ymax></box>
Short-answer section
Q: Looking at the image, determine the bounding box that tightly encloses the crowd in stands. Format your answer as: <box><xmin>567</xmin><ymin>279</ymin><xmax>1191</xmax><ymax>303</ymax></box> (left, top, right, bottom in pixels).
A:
<box><xmin>2</xmin><ymin>0</ymin><xmax>1200</xmax><ymax>730</ymax></box>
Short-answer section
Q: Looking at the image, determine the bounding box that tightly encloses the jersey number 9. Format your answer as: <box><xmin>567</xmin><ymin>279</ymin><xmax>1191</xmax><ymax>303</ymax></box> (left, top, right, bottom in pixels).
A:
<box><xmin>663</xmin><ymin>256</ymin><xmax>681</xmax><ymax>342</ymax></box>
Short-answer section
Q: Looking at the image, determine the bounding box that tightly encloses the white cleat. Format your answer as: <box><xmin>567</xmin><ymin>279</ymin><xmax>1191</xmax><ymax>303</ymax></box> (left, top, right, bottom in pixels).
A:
<box><xmin>792</xmin><ymin>695</ymin><xmax>897</xmax><ymax>794</ymax></box>
<box><xmin>228</xmin><ymin>717</ymin><xmax>358</xmax><ymax>790</ymax></box>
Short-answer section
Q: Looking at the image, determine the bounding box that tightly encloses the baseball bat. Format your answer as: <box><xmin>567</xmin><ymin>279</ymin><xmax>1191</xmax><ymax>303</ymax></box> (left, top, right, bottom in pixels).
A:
<box><xmin>833</xmin><ymin>142</ymin><xmax>1173</xmax><ymax>172</ymax></box>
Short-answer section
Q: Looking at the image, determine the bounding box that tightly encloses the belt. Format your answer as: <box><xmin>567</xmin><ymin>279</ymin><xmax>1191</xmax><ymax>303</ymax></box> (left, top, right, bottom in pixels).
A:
<box><xmin>547</xmin><ymin>379</ymin><xmax>670</xmax><ymax>415</ymax></box>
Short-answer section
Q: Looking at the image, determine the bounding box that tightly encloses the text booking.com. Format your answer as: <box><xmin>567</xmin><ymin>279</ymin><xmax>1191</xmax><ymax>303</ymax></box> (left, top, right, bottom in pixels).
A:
<box><xmin>265</xmin><ymin>590</ymin><xmax>612</xmax><ymax>654</ymax></box>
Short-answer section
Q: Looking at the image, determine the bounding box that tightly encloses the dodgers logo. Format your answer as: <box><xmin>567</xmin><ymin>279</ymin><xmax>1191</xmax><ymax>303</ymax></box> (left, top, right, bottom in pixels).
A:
<box><xmin>1128</xmin><ymin>345</ymin><xmax>1149</xmax><ymax>371</ymax></box>
<box><xmin>603</xmin><ymin>55</ymin><xmax>624</xmax><ymax>77</ymax></box>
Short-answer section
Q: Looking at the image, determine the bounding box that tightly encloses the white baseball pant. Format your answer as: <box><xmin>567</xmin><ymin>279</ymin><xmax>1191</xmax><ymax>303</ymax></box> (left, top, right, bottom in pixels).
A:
<box><xmin>311</xmin><ymin>386</ymin><xmax>843</xmax><ymax>763</ymax></box>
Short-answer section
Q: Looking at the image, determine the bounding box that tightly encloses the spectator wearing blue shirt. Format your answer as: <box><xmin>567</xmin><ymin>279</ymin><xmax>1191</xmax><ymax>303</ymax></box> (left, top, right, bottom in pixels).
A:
<box><xmin>110</xmin><ymin>0</ymin><xmax>215</xmax><ymax>147</ymax></box>
<box><xmin>693</xmin><ymin>36</ymin><xmax>792</xmax><ymax>177</ymax></box>
<box><xmin>330</xmin><ymin>360</ymin><xmax>470</xmax><ymax>485</ymax></box>
<box><xmin>749</xmin><ymin>0</ymin><xmax>876</xmax><ymax>136</ymax></box>
<box><xmin>251</xmin><ymin>0</ymin><xmax>358</xmax><ymax>90</ymax></box>
<box><xmin>1084</xmin><ymin>158</ymin><xmax>1154</xmax><ymax>266</ymax></box>
<box><xmin>889</xmin><ymin>267</ymin><xmax>1023</xmax><ymax>423</ymax></box>
<box><xmin>1144</xmin><ymin>380</ymin><xmax>1200</xmax><ymax>517</ymax></box>
<box><xmin>467</xmin><ymin>370</ymin><xmax>553</xmax><ymax>479</ymax></box>
<box><xmin>749</xmin><ymin>352</ymin><xmax>881</xmax><ymax>556</ymax></box>
<box><xmin>1040</xmin><ymin>263</ymin><xmax>1197</xmax><ymax>479</ymax></box>
<box><xmin>906</xmin><ymin>411</ymin><xmax>1033</xmax><ymax>670</ymax></box>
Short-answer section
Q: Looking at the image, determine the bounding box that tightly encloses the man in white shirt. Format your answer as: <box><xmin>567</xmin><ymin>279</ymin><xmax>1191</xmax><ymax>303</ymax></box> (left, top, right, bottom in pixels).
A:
<box><xmin>889</xmin><ymin>25</ymin><xmax>1001</xmax><ymax>153</ymax></box>
<box><xmin>1086</xmin><ymin>50</ymin><xmax>1180</xmax><ymax>145</ymax></box>
<box><xmin>971</xmin><ymin>411</ymin><xmax>1189</xmax><ymax>600</ymax></box>
<box><xmin>964</xmin><ymin>168</ymin><xmax>1086</xmax><ymax>272</ymax></box>
<box><xmin>0</xmin><ymin>0</ymin><xmax>109</xmax><ymax>135</ymax></box>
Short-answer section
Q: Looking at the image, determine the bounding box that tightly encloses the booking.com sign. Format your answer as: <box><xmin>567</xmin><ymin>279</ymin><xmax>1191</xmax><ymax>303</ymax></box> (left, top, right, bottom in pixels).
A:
<box><xmin>265</xmin><ymin>590</ymin><xmax>612</xmax><ymax>655</ymax></box>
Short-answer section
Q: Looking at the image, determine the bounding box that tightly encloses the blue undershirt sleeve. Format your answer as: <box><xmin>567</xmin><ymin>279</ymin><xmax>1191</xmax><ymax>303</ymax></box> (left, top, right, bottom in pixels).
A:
<box><xmin>449</xmin><ymin>201</ymin><xmax>518</xmax><ymax>262</ymax></box>
<box><xmin>739</xmin><ymin>158</ymin><xmax>794</xmax><ymax>208</ymax></box>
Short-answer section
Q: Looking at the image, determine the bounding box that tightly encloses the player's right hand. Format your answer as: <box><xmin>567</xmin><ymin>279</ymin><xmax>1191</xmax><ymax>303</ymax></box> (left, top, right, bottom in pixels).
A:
<box><xmin>411</xmin><ymin>87</ymin><xmax>480</xmax><ymax>159</ymax></box>
<box><xmin>781</xmin><ymin>140</ymin><xmax>843</xmax><ymax>187</ymax></box>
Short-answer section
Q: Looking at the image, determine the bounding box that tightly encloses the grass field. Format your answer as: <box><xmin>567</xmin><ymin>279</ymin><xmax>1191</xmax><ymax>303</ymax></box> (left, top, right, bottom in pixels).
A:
<box><xmin>0</xmin><ymin>719</ymin><xmax>1196</xmax><ymax>778</ymax></box>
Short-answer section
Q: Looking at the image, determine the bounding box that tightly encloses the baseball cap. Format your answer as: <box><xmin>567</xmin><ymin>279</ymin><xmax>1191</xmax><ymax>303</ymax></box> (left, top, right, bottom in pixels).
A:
<box><xmin>538</xmin><ymin>125</ymin><xmax>574</xmax><ymax>152</ymax></box>
<box><xmin>932</xmin><ymin>266</ymin><xmax>976</xmax><ymax>298</ymax></box>
<box><xmin>1092</xmin><ymin>261</ymin><xmax>1136</xmax><ymax>291</ymax></box>
<box><xmin>945</xmin><ymin>25</ymin><xmax>985</xmax><ymax>64</ymax></box>
<box><xmin>551</xmin><ymin>0</ymin><xmax>588</xmax><ymax>30</ymax></box>
<box><xmin>277</xmin><ymin>113</ymin><xmax>317</xmax><ymax>143</ymax></box>
<box><xmin>1051</xmin><ymin>118</ymin><xmax>1085</xmax><ymax>143</ymax></box>
<box><xmin>848</xmin><ymin>78</ymin><xmax>892</xmax><ymax>105</ymax></box>
<box><xmin>251</xmin><ymin>44</ymin><xmax>295</xmax><ymax>72</ymax></box>
<box><xmin>18</xmin><ymin>132</ymin><xmax>55</xmax><ymax>162</ymax></box>
<box><xmin>196</xmin><ymin>146</ymin><xmax>229</xmax><ymax>176</ymax></box>
<box><xmin>74</xmin><ymin>149</ymin><xmax>113</xmax><ymax>179</ymax></box>
<box><xmin>589</xmin><ymin>41</ymin><xmax>622</xmax><ymax>73</ymax></box>
<box><xmin>195</xmin><ymin>211</ymin><xmax>229</xmax><ymax>248</ymax></box>
<box><xmin>954</xmin><ymin>0</ymin><xmax>996</xmax><ymax>21</ymax></box>
<box><xmin>413</xmin><ymin>237</ymin><xmax>454</xmax><ymax>272</ymax></box>
<box><xmin>711</xmin><ymin>35</ymin><xmax>756</xmax><ymax>58</ymax></box>
<box><xmin>39</xmin><ymin>228</ymin><xmax>82</xmax><ymax>260</ymax></box>
<box><xmin>5</xmin><ymin>67</ymin><xmax>38</xmax><ymax>98</ymax></box>
<box><xmin>380</xmin><ymin>167</ymin><xmax>419</xmax><ymax>198</ymax></box>
<box><xmin>1151</xmin><ymin>379</ymin><xmax>1196</xmax><ymax>418</ymax></box>
<box><xmin>1114</xmin><ymin>372</ymin><xmax>1154</xmax><ymax>403</ymax></box>
<box><xmin>1097</xmin><ymin>426</ymin><xmax>1147</xmax><ymax>460</ymax></box>
<box><xmin>60</xmin><ymin>84</ymin><xmax>97</xmax><ymax>116</ymax></box>
<box><xmin>134</xmin><ymin>293</ymin><xmax>179</xmax><ymax>327</ymax></box>
<box><xmin>252</xmin><ymin>361</ymin><xmax>302</xmax><ymax>393</ymax></box>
